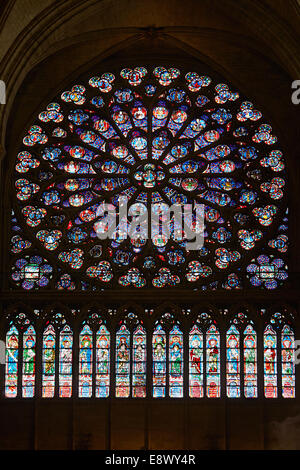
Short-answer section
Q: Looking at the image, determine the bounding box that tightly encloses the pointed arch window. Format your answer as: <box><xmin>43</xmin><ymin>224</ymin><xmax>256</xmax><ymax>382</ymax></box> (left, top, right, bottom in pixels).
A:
<box><xmin>226</xmin><ymin>324</ymin><xmax>240</xmax><ymax>398</ymax></box>
<box><xmin>152</xmin><ymin>324</ymin><xmax>167</xmax><ymax>398</ymax></box>
<box><xmin>243</xmin><ymin>325</ymin><xmax>257</xmax><ymax>398</ymax></box>
<box><xmin>96</xmin><ymin>324</ymin><xmax>110</xmax><ymax>398</ymax></box>
<box><xmin>115</xmin><ymin>315</ymin><xmax>146</xmax><ymax>398</ymax></box>
<box><xmin>22</xmin><ymin>325</ymin><xmax>36</xmax><ymax>397</ymax></box>
<box><xmin>206</xmin><ymin>325</ymin><xmax>221</xmax><ymax>398</ymax></box>
<box><xmin>59</xmin><ymin>325</ymin><xmax>73</xmax><ymax>397</ymax></box>
<box><xmin>132</xmin><ymin>325</ymin><xmax>147</xmax><ymax>397</ymax></box>
<box><xmin>189</xmin><ymin>325</ymin><xmax>203</xmax><ymax>398</ymax></box>
<box><xmin>152</xmin><ymin>315</ymin><xmax>183</xmax><ymax>398</ymax></box>
<box><xmin>169</xmin><ymin>325</ymin><xmax>184</xmax><ymax>397</ymax></box>
<box><xmin>77</xmin><ymin>313</ymin><xmax>111</xmax><ymax>398</ymax></box>
<box><xmin>5</xmin><ymin>325</ymin><xmax>19</xmax><ymax>398</ymax></box>
<box><xmin>79</xmin><ymin>324</ymin><xmax>93</xmax><ymax>397</ymax></box>
<box><xmin>264</xmin><ymin>324</ymin><xmax>277</xmax><ymax>398</ymax></box>
<box><xmin>189</xmin><ymin>313</ymin><xmax>220</xmax><ymax>398</ymax></box>
<box><xmin>42</xmin><ymin>324</ymin><xmax>56</xmax><ymax>397</ymax></box>
<box><xmin>225</xmin><ymin>313</ymin><xmax>257</xmax><ymax>398</ymax></box>
<box><xmin>115</xmin><ymin>324</ymin><xmax>131</xmax><ymax>397</ymax></box>
<box><xmin>263</xmin><ymin>312</ymin><xmax>296</xmax><ymax>399</ymax></box>
<box><xmin>281</xmin><ymin>325</ymin><xmax>295</xmax><ymax>398</ymax></box>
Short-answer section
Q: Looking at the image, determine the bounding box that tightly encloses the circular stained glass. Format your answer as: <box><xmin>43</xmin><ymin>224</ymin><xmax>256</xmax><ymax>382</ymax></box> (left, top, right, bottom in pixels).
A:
<box><xmin>11</xmin><ymin>65</ymin><xmax>288</xmax><ymax>290</ymax></box>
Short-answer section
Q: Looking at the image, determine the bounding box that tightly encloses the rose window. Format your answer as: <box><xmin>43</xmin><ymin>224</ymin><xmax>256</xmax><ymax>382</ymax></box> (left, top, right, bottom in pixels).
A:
<box><xmin>11</xmin><ymin>65</ymin><xmax>288</xmax><ymax>290</ymax></box>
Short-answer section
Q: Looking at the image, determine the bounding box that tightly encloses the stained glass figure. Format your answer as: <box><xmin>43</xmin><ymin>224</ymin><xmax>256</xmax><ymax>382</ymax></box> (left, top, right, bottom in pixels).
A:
<box><xmin>152</xmin><ymin>325</ymin><xmax>166</xmax><ymax>397</ymax></box>
<box><xmin>226</xmin><ymin>325</ymin><xmax>240</xmax><ymax>397</ymax></box>
<box><xmin>22</xmin><ymin>325</ymin><xmax>36</xmax><ymax>397</ymax></box>
<box><xmin>281</xmin><ymin>325</ymin><xmax>295</xmax><ymax>398</ymax></box>
<box><xmin>132</xmin><ymin>325</ymin><xmax>147</xmax><ymax>397</ymax></box>
<box><xmin>5</xmin><ymin>325</ymin><xmax>19</xmax><ymax>398</ymax></box>
<box><xmin>79</xmin><ymin>325</ymin><xmax>93</xmax><ymax>397</ymax></box>
<box><xmin>2</xmin><ymin>308</ymin><xmax>295</xmax><ymax>399</ymax></box>
<box><xmin>264</xmin><ymin>325</ymin><xmax>277</xmax><ymax>398</ymax></box>
<box><xmin>243</xmin><ymin>325</ymin><xmax>257</xmax><ymax>398</ymax></box>
<box><xmin>59</xmin><ymin>325</ymin><xmax>73</xmax><ymax>397</ymax></box>
<box><xmin>206</xmin><ymin>325</ymin><xmax>220</xmax><ymax>397</ymax></box>
<box><xmin>42</xmin><ymin>324</ymin><xmax>56</xmax><ymax>397</ymax></box>
<box><xmin>115</xmin><ymin>324</ymin><xmax>130</xmax><ymax>397</ymax></box>
<box><xmin>96</xmin><ymin>325</ymin><xmax>110</xmax><ymax>397</ymax></box>
<box><xmin>169</xmin><ymin>325</ymin><xmax>183</xmax><ymax>397</ymax></box>
<box><xmin>189</xmin><ymin>325</ymin><xmax>203</xmax><ymax>397</ymax></box>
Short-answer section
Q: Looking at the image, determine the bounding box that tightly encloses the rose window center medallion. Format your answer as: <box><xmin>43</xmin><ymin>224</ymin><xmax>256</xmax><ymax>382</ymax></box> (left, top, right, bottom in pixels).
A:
<box><xmin>134</xmin><ymin>164</ymin><xmax>165</xmax><ymax>188</ymax></box>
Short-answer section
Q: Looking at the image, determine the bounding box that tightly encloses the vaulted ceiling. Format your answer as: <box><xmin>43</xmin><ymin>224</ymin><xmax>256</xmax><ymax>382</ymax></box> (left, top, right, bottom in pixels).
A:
<box><xmin>1</xmin><ymin>0</ymin><xmax>299</xmax><ymax>150</ymax></box>
<box><xmin>0</xmin><ymin>0</ymin><xmax>299</xmax><ymax>276</ymax></box>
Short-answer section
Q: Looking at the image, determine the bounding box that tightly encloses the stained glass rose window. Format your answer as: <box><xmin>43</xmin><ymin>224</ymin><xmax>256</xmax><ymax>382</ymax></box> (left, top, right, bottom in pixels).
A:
<box><xmin>11</xmin><ymin>66</ymin><xmax>288</xmax><ymax>290</ymax></box>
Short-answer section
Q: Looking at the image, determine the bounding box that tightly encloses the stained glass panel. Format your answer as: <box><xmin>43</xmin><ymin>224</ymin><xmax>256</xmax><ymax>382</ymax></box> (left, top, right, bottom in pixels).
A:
<box><xmin>206</xmin><ymin>325</ymin><xmax>220</xmax><ymax>397</ymax></box>
<box><xmin>115</xmin><ymin>324</ymin><xmax>130</xmax><ymax>397</ymax></box>
<box><xmin>42</xmin><ymin>324</ymin><xmax>56</xmax><ymax>397</ymax></box>
<box><xmin>189</xmin><ymin>325</ymin><xmax>203</xmax><ymax>398</ymax></box>
<box><xmin>281</xmin><ymin>325</ymin><xmax>295</xmax><ymax>398</ymax></box>
<box><xmin>5</xmin><ymin>325</ymin><xmax>19</xmax><ymax>398</ymax></box>
<box><xmin>59</xmin><ymin>325</ymin><xmax>73</xmax><ymax>397</ymax></box>
<box><xmin>22</xmin><ymin>325</ymin><xmax>36</xmax><ymax>397</ymax></box>
<box><xmin>169</xmin><ymin>325</ymin><xmax>183</xmax><ymax>397</ymax></box>
<box><xmin>96</xmin><ymin>325</ymin><xmax>110</xmax><ymax>398</ymax></box>
<box><xmin>264</xmin><ymin>325</ymin><xmax>277</xmax><ymax>398</ymax></box>
<box><xmin>79</xmin><ymin>325</ymin><xmax>93</xmax><ymax>397</ymax></box>
<box><xmin>132</xmin><ymin>325</ymin><xmax>146</xmax><ymax>397</ymax></box>
<box><xmin>152</xmin><ymin>325</ymin><xmax>166</xmax><ymax>397</ymax></box>
<box><xmin>243</xmin><ymin>325</ymin><xmax>257</xmax><ymax>398</ymax></box>
<box><xmin>2</xmin><ymin>309</ymin><xmax>296</xmax><ymax>399</ymax></box>
<box><xmin>226</xmin><ymin>325</ymin><xmax>240</xmax><ymax>398</ymax></box>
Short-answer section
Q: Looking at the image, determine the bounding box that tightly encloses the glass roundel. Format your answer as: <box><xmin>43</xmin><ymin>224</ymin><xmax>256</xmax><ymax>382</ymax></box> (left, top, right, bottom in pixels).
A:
<box><xmin>11</xmin><ymin>65</ymin><xmax>288</xmax><ymax>290</ymax></box>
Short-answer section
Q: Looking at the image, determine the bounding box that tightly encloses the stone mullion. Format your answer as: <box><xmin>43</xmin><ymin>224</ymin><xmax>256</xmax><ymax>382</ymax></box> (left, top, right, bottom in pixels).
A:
<box><xmin>277</xmin><ymin>326</ymin><xmax>283</xmax><ymax>398</ymax></box>
<box><xmin>183</xmin><ymin>322</ymin><xmax>189</xmax><ymax>398</ymax></box>
<box><xmin>35</xmin><ymin>325</ymin><xmax>43</xmax><ymax>398</ymax></box>
<box><xmin>17</xmin><ymin>329</ymin><xmax>23</xmax><ymax>398</ymax></box>
<box><xmin>72</xmin><ymin>323</ymin><xmax>79</xmax><ymax>399</ymax></box>
<box><xmin>54</xmin><ymin>327</ymin><xmax>60</xmax><ymax>398</ymax></box>
<box><xmin>92</xmin><ymin>328</ymin><xmax>96</xmax><ymax>398</ymax></box>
